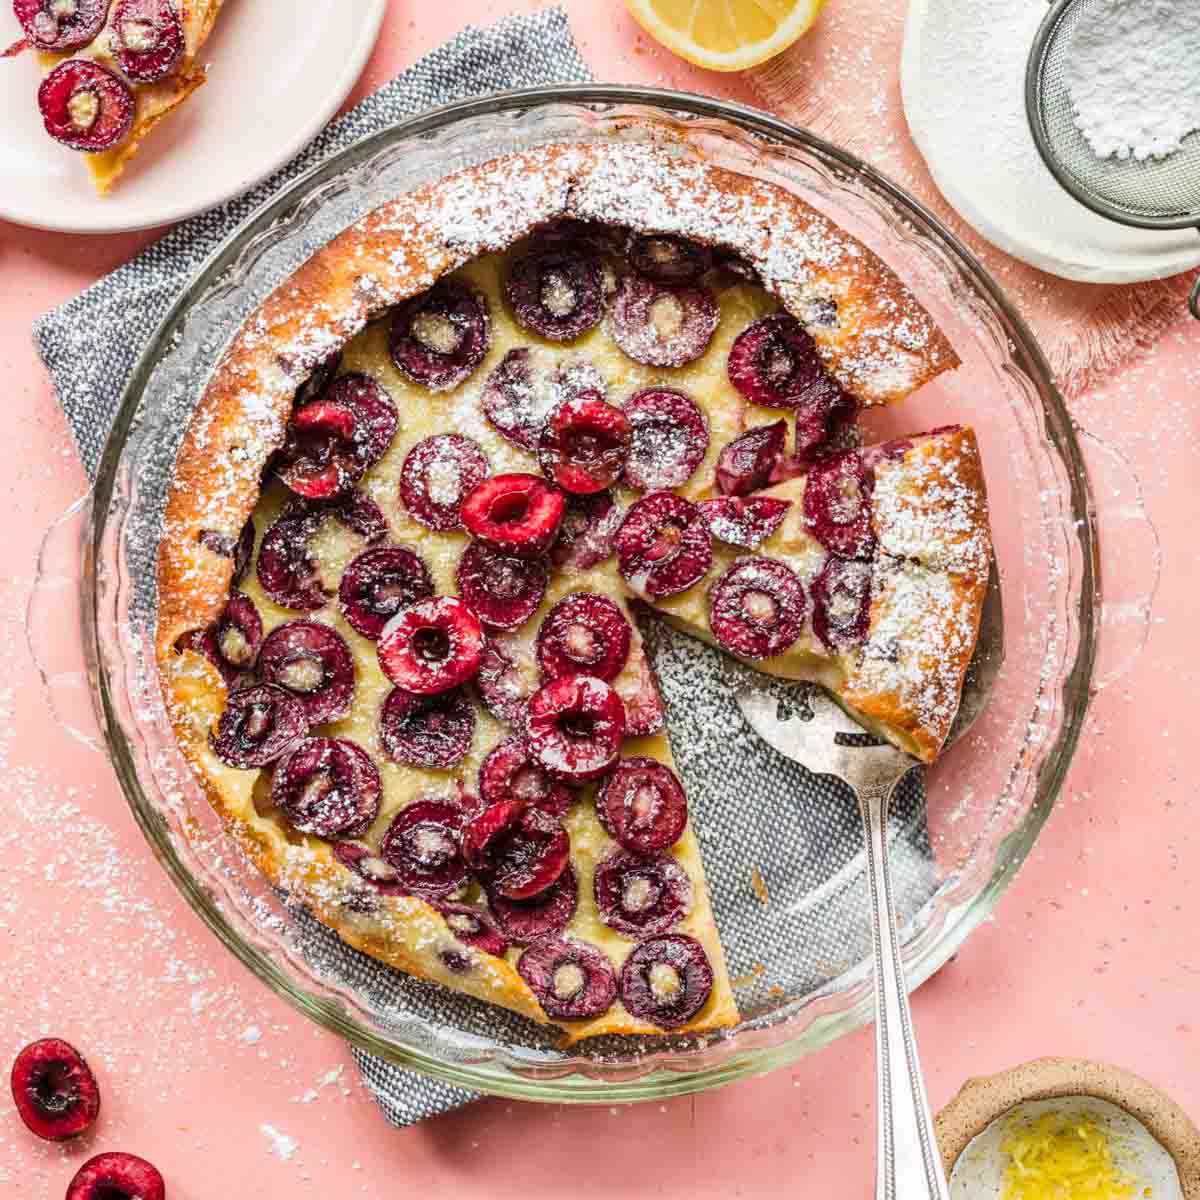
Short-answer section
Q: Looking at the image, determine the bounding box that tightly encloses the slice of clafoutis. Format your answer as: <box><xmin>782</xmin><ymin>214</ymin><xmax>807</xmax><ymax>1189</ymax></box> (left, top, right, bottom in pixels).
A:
<box><xmin>19</xmin><ymin>0</ymin><xmax>225</xmax><ymax>194</ymax></box>
<box><xmin>642</xmin><ymin>425</ymin><xmax>991</xmax><ymax>764</ymax></box>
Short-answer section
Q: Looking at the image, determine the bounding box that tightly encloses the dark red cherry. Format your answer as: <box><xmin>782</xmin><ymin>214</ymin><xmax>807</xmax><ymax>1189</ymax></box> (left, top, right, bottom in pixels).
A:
<box><xmin>276</xmin><ymin>374</ymin><xmax>397</xmax><ymax>500</ymax></box>
<box><xmin>803</xmin><ymin>450</ymin><xmax>876</xmax><ymax>560</ymax></box>
<box><xmin>698</xmin><ymin>496</ymin><xmax>792</xmax><ymax>550</ymax></box>
<box><xmin>728</xmin><ymin>313</ymin><xmax>829</xmax><ymax>410</ymax></box>
<box><xmin>538</xmin><ymin>393</ymin><xmax>631</xmax><ymax>495</ymax></box>
<box><xmin>715</xmin><ymin>420</ymin><xmax>788</xmax><ymax>497</ymax></box>
<box><xmin>536</xmin><ymin>592</ymin><xmax>631</xmax><ymax>683</ymax></box>
<box><xmin>256</xmin><ymin>620</ymin><xmax>355</xmax><ymax>725</ymax></box>
<box><xmin>486</xmin><ymin>862</ymin><xmax>577</xmax><ymax>943</ymax></box>
<box><xmin>628</xmin><ymin>234</ymin><xmax>712</xmax><ymax>285</ymax></box>
<box><xmin>399</xmin><ymin>434</ymin><xmax>490</xmax><ymax>532</ymax></box>
<box><xmin>210</xmin><ymin>683</ymin><xmax>307</xmax><ymax>769</ymax></box>
<box><xmin>596</xmin><ymin>757</ymin><xmax>687</xmax><ymax>854</ymax></box>
<box><xmin>377</xmin><ymin>596</ymin><xmax>484</xmax><ymax>695</ymax></box>
<box><xmin>389</xmin><ymin>282</ymin><xmax>491</xmax><ymax>391</ymax></box>
<box><xmin>460</xmin><ymin>473</ymin><xmax>565</xmax><ymax>558</ymax></box>
<box><xmin>506</xmin><ymin>242</ymin><xmax>604</xmax><ymax>342</ymax></box>
<box><xmin>212</xmin><ymin>591</ymin><xmax>263</xmax><ymax>674</ymax></box>
<box><xmin>474</xmin><ymin>635</ymin><xmax>538</xmax><ymax>725</ymax></box>
<box><xmin>811</xmin><ymin>555</ymin><xmax>873</xmax><ymax>650</ymax></box>
<box><xmin>615</xmin><ymin>492</ymin><xmax>713</xmax><ymax>599</ymax></box>
<box><xmin>464</xmin><ymin>803</ymin><xmax>569</xmax><ymax>900</ymax></box>
<box><xmin>549</xmin><ymin>490</ymin><xmax>622</xmax><ymax>571</ymax></box>
<box><xmin>198</xmin><ymin>516</ymin><xmax>255</xmax><ymax>585</ymax></box>
<box><xmin>38</xmin><ymin>60</ymin><xmax>133</xmax><ymax>152</ymax></box>
<box><xmin>332</xmin><ymin>841</ymin><xmax>407</xmax><ymax>895</ymax></box>
<box><xmin>455</xmin><ymin>541</ymin><xmax>547</xmax><ymax>630</ymax></box>
<box><xmin>609</xmin><ymin>275</ymin><xmax>718</xmax><ymax>368</ymax></box>
<box><xmin>593</xmin><ymin>850</ymin><xmax>692</xmax><ymax>937</ymax></box>
<box><xmin>621</xmin><ymin>387</ymin><xmax>710</xmax><ymax>491</ymax></box>
<box><xmin>709</xmin><ymin>556</ymin><xmax>806</xmax><ymax>660</ymax></box>
<box><xmin>338</xmin><ymin>545</ymin><xmax>433</xmax><ymax>640</ymax></box>
<box><xmin>10</xmin><ymin>1038</ymin><xmax>99</xmax><ymax>1141</ymax></box>
<box><xmin>792</xmin><ymin>374</ymin><xmax>857</xmax><ymax>461</ymax></box>
<box><xmin>15</xmin><ymin>0</ymin><xmax>108</xmax><ymax>52</ymax></box>
<box><xmin>619</xmin><ymin>934</ymin><xmax>713</xmax><ymax>1029</ymax></box>
<box><xmin>436</xmin><ymin>904</ymin><xmax>508</xmax><ymax>958</ymax></box>
<box><xmin>378</xmin><ymin>800</ymin><xmax>469</xmax><ymax>901</ymax></box>
<box><xmin>619</xmin><ymin>655</ymin><xmax>666</xmax><ymax>739</ymax></box>
<box><xmin>479</xmin><ymin>347</ymin><xmax>551</xmax><ymax>451</ymax></box>
<box><xmin>518</xmin><ymin>938</ymin><xmax>617</xmax><ymax>1020</ymax></box>
<box><xmin>524</xmin><ymin>675</ymin><xmax>625</xmax><ymax>782</ymax></box>
<box><xmin>379</xmin><ymin>686</ymin><xmax>475</xmax><ymax>769</ymax></box>
<box><xmin>255</xmin><ymin>494</ymin><xmax>386</xmax><ymax>614</ymax></box>
<box><xmin>479</xmin><ymin>736</ymin><xmax>574</xmax><ymax>817</ymax></box>
<box><xmin>272</xmin><ymin>737</ymin><xmax>381</xmax><ymax>839</ymax></box>
<box><xmin>112</xmin><ymin>0</ymin><xmax>183</xmax><ymax>82</ymax></box>
<box><xmin>66</xmin><ymin>1153</ymin><xmax>165</xmax><ymax>1200</ymax></box>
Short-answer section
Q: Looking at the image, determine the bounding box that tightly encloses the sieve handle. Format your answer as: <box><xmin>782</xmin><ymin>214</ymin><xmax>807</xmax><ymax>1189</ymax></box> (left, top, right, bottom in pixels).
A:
<box><xmin>859</xmin><ymin>772</ymin><xmax>951</xmax><ymax>1200</ymax></box>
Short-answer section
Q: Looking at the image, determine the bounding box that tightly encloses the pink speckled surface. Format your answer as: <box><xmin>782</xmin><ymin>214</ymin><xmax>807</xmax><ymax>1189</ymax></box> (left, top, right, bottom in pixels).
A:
<box><xmin>2</xmin><ymin>3</ymin><xmax>1198</xmax><ymax>1196</ymax></box>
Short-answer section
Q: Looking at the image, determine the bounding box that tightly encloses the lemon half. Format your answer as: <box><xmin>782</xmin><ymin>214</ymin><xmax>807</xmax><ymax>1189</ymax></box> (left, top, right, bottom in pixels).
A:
<box><xmin>624</xmin><ymin>0</ymin><xmax>825</xmax><ymax>72</ymax></box>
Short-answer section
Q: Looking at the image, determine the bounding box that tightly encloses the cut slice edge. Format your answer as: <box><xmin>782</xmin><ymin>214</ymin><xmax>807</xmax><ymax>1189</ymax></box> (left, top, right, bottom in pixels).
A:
<box><xmin>624</xmin><ymin>0</ymin><xmax>826</xmax><ymax>72</ymax></box>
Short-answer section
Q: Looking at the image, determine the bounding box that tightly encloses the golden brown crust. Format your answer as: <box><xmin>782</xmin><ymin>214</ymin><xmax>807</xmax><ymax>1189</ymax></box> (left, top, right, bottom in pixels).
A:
<box><xmin>155</xmin><ymin>141</ymin><xmax>964</xmax><ymax>1040</ymax></box>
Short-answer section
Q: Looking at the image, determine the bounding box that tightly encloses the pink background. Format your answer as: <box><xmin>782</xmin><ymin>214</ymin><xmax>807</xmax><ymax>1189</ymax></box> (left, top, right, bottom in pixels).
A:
<box><xmin>2</xmin><ymin>2</ymin><xmax>1197</xmax><ymax>1196</ymax></box>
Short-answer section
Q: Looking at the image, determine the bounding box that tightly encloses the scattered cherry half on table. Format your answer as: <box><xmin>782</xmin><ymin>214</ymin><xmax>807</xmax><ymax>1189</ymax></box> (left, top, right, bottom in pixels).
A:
<box><xmin>10</xmin><ymin>1038</ymin><xmax>166</xmax><ymax>1199</ymax></box>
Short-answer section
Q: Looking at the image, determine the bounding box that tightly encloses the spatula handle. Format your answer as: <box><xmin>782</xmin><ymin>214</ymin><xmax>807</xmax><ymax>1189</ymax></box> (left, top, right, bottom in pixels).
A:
<box><xmin>859</xmin><ymin>774</ymin><xmax>950</xmax><ymax>1200</ymax></box>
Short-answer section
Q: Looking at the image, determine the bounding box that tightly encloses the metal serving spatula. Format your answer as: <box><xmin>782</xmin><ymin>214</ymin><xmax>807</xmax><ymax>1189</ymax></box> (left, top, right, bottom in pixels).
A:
<box><xmin>736</xmin><ymin>565</ymin><xmax>1004</xmax><ymax>1200</ymax></box>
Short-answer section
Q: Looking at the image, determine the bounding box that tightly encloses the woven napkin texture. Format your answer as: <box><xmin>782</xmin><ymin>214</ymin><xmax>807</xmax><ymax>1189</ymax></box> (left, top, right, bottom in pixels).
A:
<box><xmin>33</xmin><ymin>8</ymin><xmax>937</xmax><ymax>1128</ymax></box>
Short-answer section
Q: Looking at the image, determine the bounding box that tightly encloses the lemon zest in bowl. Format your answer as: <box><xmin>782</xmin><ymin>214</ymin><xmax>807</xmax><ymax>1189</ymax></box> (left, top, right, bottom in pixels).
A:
<box><xmin>1001</xmin><ymin>1110</ymin><xmax>1141</xmax><ymax>1200</ymax></box>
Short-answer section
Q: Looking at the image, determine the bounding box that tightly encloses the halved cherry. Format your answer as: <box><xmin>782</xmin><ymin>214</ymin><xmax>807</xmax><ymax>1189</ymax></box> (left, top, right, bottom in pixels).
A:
<box><xmin>537</xmin><ymin>393</ymin><xmax>631</xmax><ymax>495</ymax></box>
<box><xmin>486</xmin><ymin>863</ymin><xmax>576</xmax><ymax>943</ymax></box>
<box><xmin>506</xmin><ymin>241</ymin><xmax>604</xmax><ymax>342</ymax></box>
<box><xmin>112</xmin><ymin>0</ymin><xmax>183</xmax><ymax>82</ymax></box>
<box><xmin>276</xmin><ymin>374</ymin><xmax>397</xmax><ymax>500</ymax></box>
<box><xmin>389</xmin><ymin>282</ymin><xmax>491</xmax><ymax>391</ymax></box>
<box><xmin>793</xmin><ymin>374</ymin><xmax>857</xmax><ymax>461</ymax></box>
<box><xmin>597</xmin><ymin>757</ymin><xmax>687</xmax><ymax>854</ymax></box>
<box><xmin>811</xmin><ymin>555</ymin><xmax>873</xmax><ymax>650</ymax></box>
<box><xmin>615</xmin><ymin>492</ymin><xmax>713</xmax><ymax>599</ymax></box>
<box><xmin>213</xmin><ymin>591</ymin><xmax>263</xmax><ymax>673</ymax></box>
<box><xmin>536</xmin><ymin>592</ymin><xmax>631</xmax><ymax>683</ymax></box>
<box><xmin>338</xmin><ymin>545</ymin><xmax>434</xmax><ymax>641</ymax></box>
<box><xmin>256</xmin><ymin>499</ymin><xmax>343</xmax><ymax>612</ymax></box>
<box><xmin>15</xmin><ymin>0</ymin><xmax>109</xmax><ymax>52</ymax></box>
<box><xmin>66</xmin><ymin>1153</ymin><xmax>165</xmax><ymax>1200</ymax></box>
<box><xmin>549</xmin><ymin>490</ymin><xmax>623</xmax><ymax>571</ymax></box>
<box><xmin>460</xmin><ymin>473</ymin><xmax>565</xmax><ymax>558</ymax></box>
<box><xmin>619</xmin><ymin>655</ymin><xmax>666</xmax><ymax>739</ymax></box>
<box><xmin>480</xmin><ymin>347</ymin><xmax>550</xmax><ymax>451</ymax></box>
<box><xmin>333</xmin><ymin>841</ymin><xmax>407</xmax><ymax>895</ymax></box>
<box><xmin>479</xmin><ymin>736</ymin><xmax>574</xmax><ymax>817</ymax></box>
<box><xmin>609</xmin><ymin>275</ymin><xmax>718</xmax><ymax>368</ymax></box>
<box><xmin>621</xmin><ymin>387</ymin><xmax>710</xmax><ymax>492</ymax></box>
<box><xmin>517</xmin><ymin>937</ymin><xmax>616</xmax><ymax>1020</ymax></box>
<box><xmin>38</xmin><ymin>60</ymin><xmax>134</xmax><ymax>152</ymax></box>
<box><xmin>709</xmin><ymin>557</ymin><xmax>807</xmax><ymax>660</ymax></box>
<box><xmin>257</xmin><ymin>620</ymin><xmax>355</xmax><ymax>725</ymax></box>
<box><xmin>378</xmin><ymin>596</ymin><xmax>484</xmax><ymax>695</ymax></box>
<box><xmin>455</xmin><ymin>541</ymin><xmax>547</xmax><ymax>630</ymax></box>
<box><xmin>436</xmin><ymin>904</ymin><xmax>509</xmax><ymax>958</ymax></box>
<box><xmin>379</xmin><ymin>685</ymin><xmax>475</xmax><ymax>769</ymax></box>
<box><xmin>728</xmin><ymin>313</ymin><xmax>830</xmax><ymax>410</ymax></box>
<box><xmin>628</xmin><ymin>234</ymin><xmax>712</xmax><ymax>285</ymax></box>
<box><xmin>272</xmin><ymin>736</ymin><xmax>381</xmax><ymax>839</ymax></box>
<box><xmin>619</xmin><ymin>934</ymin><xmax>713</xmax><ymax>1029</ymax></box>
<box><xmin>474</xmin><ymin>635</ymin><xmax>538</xmax><ymax>726</ymax></box>
<box><xmin>400</xmin><ymin>433</ymin><xmax>490</xmax><ymax>532</ymax></box>
<box><xmin>715</xmin><ymin>420</ymin><xmax>788</xmax><ymax>497</ymax></box>
<box><xmin>593</xmin><ymin>849</ymin><xmax>692</xmax><ymax>937</ymax></box>
<box><xmin>10</xmin><ymin>1037</ymin><xmax>100</xmax><ymax>1141</ymax></box>
<box><xmin>464</xmin><ymin>803</ymin><xmax>569</xmax><ymax>900</ymax></box>
<box><xmin>210</xmin><ymin>683</ymin><xmax>307</xmax><ymax>769</ymax></box>
<box><xmin>698</xmin><ymin>496</ymin><xmax>792</xmax><ymax>550</ymax></box>
<box><xmin>802</xmin><ymin>449</ymin><xmax>876</xmax><ymax>560</ymax></box>
<box><xmin>524</xmin><ymin>675</ymin><xmax>625</xmax><ymax>782</ymax></box>
<box><xmin>378</xmin><ymin>799</ymin><xmax>469</xmax><ymax>901</ymax></box>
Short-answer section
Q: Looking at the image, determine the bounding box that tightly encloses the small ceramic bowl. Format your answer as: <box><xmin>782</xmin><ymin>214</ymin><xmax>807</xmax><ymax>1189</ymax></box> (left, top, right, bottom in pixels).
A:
<box><xmin>937</xmin><ymin>1058</ymin><xmax>1200</xmax><ymax>1198</ymax></box>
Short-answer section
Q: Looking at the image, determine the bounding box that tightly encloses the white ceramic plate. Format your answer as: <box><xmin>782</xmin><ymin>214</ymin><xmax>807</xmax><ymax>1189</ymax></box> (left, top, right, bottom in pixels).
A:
<box><xmin>902</xmin><ymin>0</ymin><xmax>1200</xmax><ymax>284</ymax></box>
<box><xmin>0</xmin><ymin>0</ymin><xmax>386</xmax><ymax>234</ymax></box>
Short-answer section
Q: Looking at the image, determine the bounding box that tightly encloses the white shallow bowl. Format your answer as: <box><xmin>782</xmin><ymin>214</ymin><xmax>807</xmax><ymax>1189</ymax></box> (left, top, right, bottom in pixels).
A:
<box><xmin>0</xmin><ymin>0</ymin><xmax>386</xmax><ymax>234</ymax></box>
<box><xmin>902</xmin><ymin>0</ymin><xmax>1200</xmax><ymax>283</ymax></box>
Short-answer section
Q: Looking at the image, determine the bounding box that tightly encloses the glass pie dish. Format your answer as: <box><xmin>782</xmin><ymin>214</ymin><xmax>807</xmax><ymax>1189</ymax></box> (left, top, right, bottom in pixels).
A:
<box><xmin>59</xmin><ymin>87</ymin><xmax>1096</xmax><ymax>1102</ymax></box>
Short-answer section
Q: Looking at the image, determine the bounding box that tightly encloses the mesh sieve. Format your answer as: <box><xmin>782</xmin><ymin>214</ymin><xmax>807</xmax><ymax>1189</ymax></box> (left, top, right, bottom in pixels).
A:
<box><xmin>1025</xmin><ymin>0</ymin><xmax>1200</xmax><ymax>315</ymax></box>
